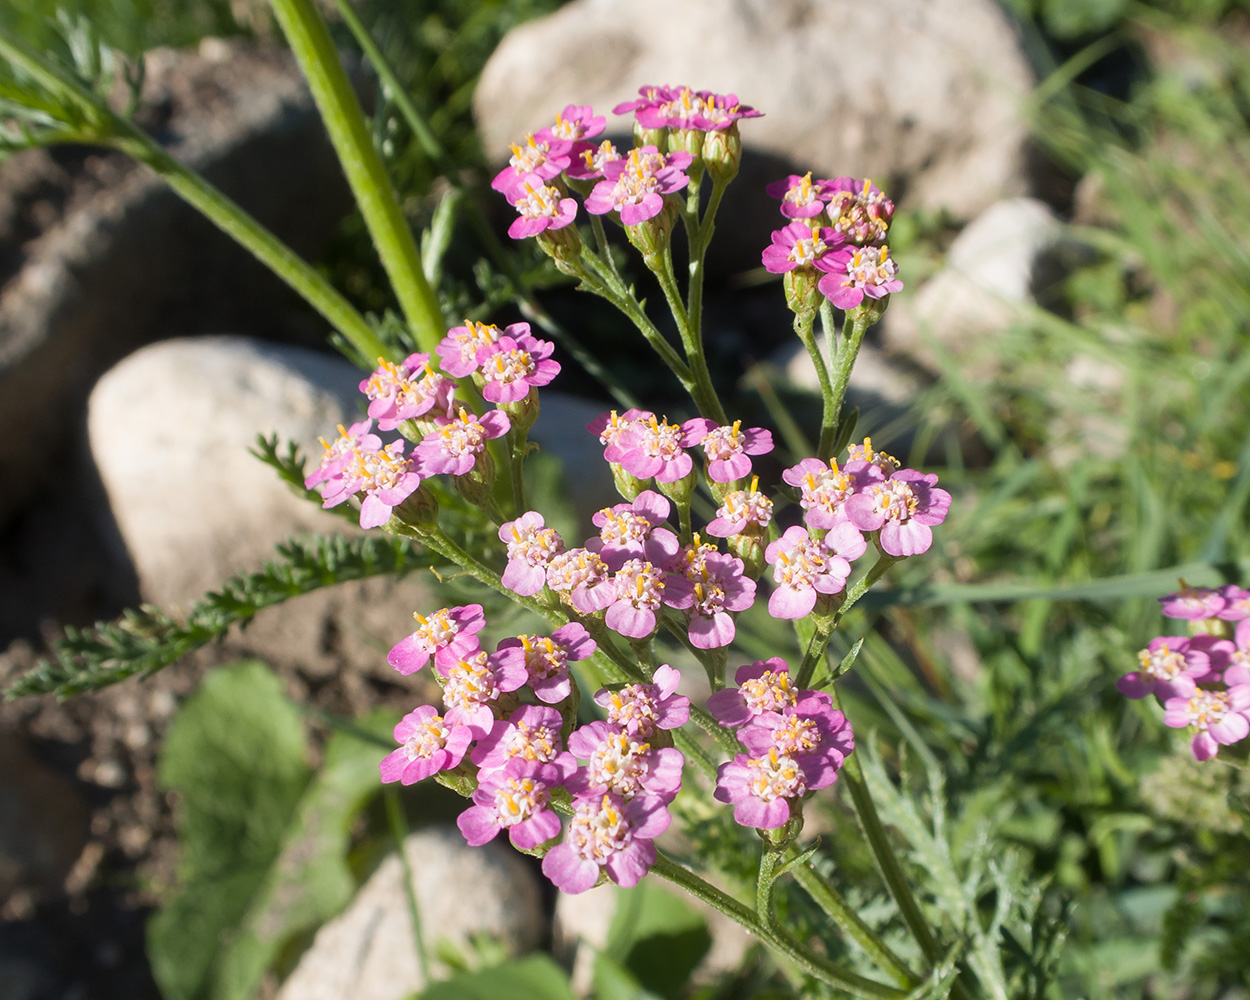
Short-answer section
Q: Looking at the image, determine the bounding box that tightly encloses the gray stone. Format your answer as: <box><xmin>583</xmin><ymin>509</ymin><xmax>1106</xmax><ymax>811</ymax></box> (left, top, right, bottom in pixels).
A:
<box><xmin>277</xmin><ymin>826</ymin><xmax>545</xmax><ymax>1000</ymax></box>
<box><xmin>475</xmin><ymin>0</ymin><xmax>1036</xmax><ymax>223</ymax></box>
<box><xmin>0</xmin><ymin>38</ymin><xmax>353</xmax><ymax>523</ymax></box>
<box><xmin>87</xmin><ymin>336</ymin><xmax>423</xmax><ymax>680</ymax></box>
<box><xmin>882</xmin><ymin>197</ymin><xmax>1063</xmax><ymax>375</ymax></box>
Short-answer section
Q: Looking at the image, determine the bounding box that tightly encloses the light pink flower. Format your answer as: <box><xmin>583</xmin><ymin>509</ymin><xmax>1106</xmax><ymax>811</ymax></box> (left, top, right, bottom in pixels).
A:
<box><xmin>541</xmin><ymin>792</ymin><xmax>670</xmax><ymax>893</ymax></box>
<box><xmin>845</xmin><ymin>436</ymin><xmax>902</xmax><ymax>476</ymax></box>
<box><xmin>387</xmin><ymin>603</ymin><xmax>485</xmax><ymax>675</ymax></box>
<box><xmin>825</xmin><ymin>177</ymin><xmax>895</xmax><ymax>246</ymax></box>
<box><xmin>475</xmin><ymin>332</ymin><xmax>561</xmax><ymax>403</ymax></box>
<box><xmin>456</xmin><ymin>757</ymin><xmax>565</xmax><ymax>850</ymax></box>
<box><xmin>782</xmin><ymin>457</ymin><xmax>881</xmax><ymax>529</ymax></box>
<box><xmin>586</xmin><ymin>408</ymin><xmax>654</xmax><ymax>463</ymax></box>
<box><xmin>613</xmin><ymin>414</ymin><xmax>695</xmax><ymax>483</ymax></box>
<box><xmin>844</xmin><ymin>469</ymin><xmax>951</xmax><ymax>557</ymax></box>
<box><xmin>416</xmin><ymin>407</ymin><xmax>511</xmax><ymax>476</ymax></box>
<box><xmin>436</xmin><ymin>321</ymin><xmax>516</xmax><ymax>377</ymax></box>
<box><xmin>592</xmin><ymin>665</ymin><xmax>690</xmax><ymax>738</ymax></box>
<box><xmin>566</xmin><ymin>721</ymin><xmax>684</xmax><ymax>803</ymax></box>
<box><xmin>612</xmin><ymin>84</ymin><xmax>681</xmax><ymax>119</ymax></box>
<box><xmin>1217</xmin><ymin>585</ymin><xmax>1250</xmax><ymax>621</ymax></box>
<box><xmin>738</xmin><ymin>699</ymin><xmax>855</xmax><ymax>775</ymax></box>
<box><xmin>1159</xmin><ymin>584</ymin><xmax>1227</xmax><ymax>621</ymax></box>
<box><xmin>1164</xmin><ymin>686</ymin><xmax>1250</xmax><ymax>761</ymax></box>
<box><xmin>604</xmin><ymin>558</ymin><xmax>669</xmax><ymax>639</ymax></box>
<box><xmin>666</xmin><ymin>550</ymin><xmax>757</xmax><ymax>648</ymax></box>
<box><xmin>684</xmin><ymin>418</ymin><xmax>774</xmax><ymax>483</ymax></box>
<box><xmin>761</xmin><ymin>222</ymin><xmax>845</xmax><ymax>275</ymax></box>
<box><xmin>534</xmin><ymin>104</ymin><xmax>605</xmax><ymax>145</ymax></box>
<box><xmin>1117</xmin><ymin>636</ymin><xmax>1212</xmax><ymax>701</ymax></box>
<box><xmin>379</xmin><ymin>705</ymin><xmax>474</xmax><ymax>785</ymax></box>
<box><xmin>765</xmin><ymin>172</ymin><xmax>835</xmax><ymax>219</ymax></box>
<box><xmin>506</xmin><ymin>176</ymin><xmax>578</xmax><ymax>239</ymax></box>
<box><xmin>584</xmin><ymin>145</ymin><xmax>692</xmax><ymax>226</ymax></box>
<box><xmin>764</xmin><ymin>526</ymin><xmax>853</xmax><ymax>619</ymax></box>
<box><xmin>496</xmin><ymin>623</ymin><xmax>596</xmax><ymax>704</ymax></box>
<box><xmin>499</xmin><ymin>511</ymin><xmax>565</xmax><ymax>596</ymax></box>
<box><xmin>566</xmin><ymin>139</ymin><xmax>622</xmax><ymax>181</ymax></box>
<box><xmin>629</xmin><ymin>85</ymin><xmax>760</xmax><ymax>131</ymax></box>
<box><xmin>470</xmin><ymin>705</ymin><xmax>578</xmax><ymax>775</ymax></box>
<box><xmin>359</xmin><ymin>353</ymin><xmax>455</xmax><ymax>430</ymax></box>
<box><xmin>706</xmin><ymin>658</ymin><xmax>798</xmax><ymax>728</ymax></box>
<box><xmin>715</xmin><ymin>750</ymin><xmax>810</xmax><ymax>829</ymax></box>
<box><xmin>706</xmin><ymin>478</ymin><xmax>774</xmax><ymax>537</ymax></box>
<box><xmin>323</xmin><ymin>440</ymin><xmax>424</xmax><ymax>530</ymax></box>
<box><xmin>490</xmin><ymin>133</ymin><xmax>572</xmax><ymax>199</ymax></box>
<box><xmin>818</xmin><ymin>244</ymin><xmax>904</xmax><ymax>310</ymax></box>
<box><xmin>588</xmin><ymin>490</ymin><xmax>680</xmax><ymax>570</ymax></box>
<box><xmin>440</xmin><ymin>644</ymin><xmax>528</xmax><ymax>737</ymax></box>
<box><xmin>546</xmin><ymin>547</ymin><xmax>616</xmax><ymax>613</ymax></box>
<box><xmin>305</xmin><ymin>420</ymin><xmax>380</xmax><ymax>488</ymax></box>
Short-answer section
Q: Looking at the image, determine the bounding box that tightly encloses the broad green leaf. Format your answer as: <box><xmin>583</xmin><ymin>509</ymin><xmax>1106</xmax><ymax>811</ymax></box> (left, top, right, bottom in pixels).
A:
<box><xmin>607</xmin><ymin>881</ymin><xmax>711</xmax><ymax>999</ymax></box>
<box><xmin>418</xmin><ymin>954</ymin><xmax>578</xmax><ymax>1000</ymax></box>
<box><xmin>591</xmin><ymin>951</ymin><xmax>665</xmax><ymax>1000</ymax></box>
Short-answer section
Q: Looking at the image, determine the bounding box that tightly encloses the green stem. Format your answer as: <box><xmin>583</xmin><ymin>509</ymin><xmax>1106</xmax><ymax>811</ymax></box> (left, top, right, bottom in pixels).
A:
<box><xmin>791</xmin><ymin>863</ymin><xmax>918</xmax><ymax>989</ymax></box>
<box><xmin>756</xmin><ymin>846</ymin><xmax>784</xmax><ymax>924</ymax></box>
<box><xmin>268</xmin><ymin>0</ymin><xmax>445</xmax><ymax>352</ymax></box>
<box><xmin>793</xmin><ymin>619</ymin><xmax>832</xmax><ymax>690</ymax></box>
<box><xmin>823</xmin><ymin>309</ymin><xmax>869</xmax><ymax>460</ymax></box>
<box><xmin>0</xmin><ymin>28</ymin><xmax>391</xmax><ymax>366</ymax></box>
<box><xmin>651</xmin><ymin>853</ymin><xmax>905</xmax><ymax>999</ymax></box>
<box><xmin>685</xmin><ymin>175</ymin><xmax>729</xmax><ymax>356</ymax></box>
<box><xmin>647</xmin><ymin>243</ymin><xmax>726</xmax><ymax>423</ymax></box>
<box><xmin>506</xmin><ymin>430</ymin><xmax>527</xmax><ymax>516</ymax></box>
<box><xmin>793</xmin><ymin>309</ymin><xmax>837</xmax><ymax>461</ymax></box>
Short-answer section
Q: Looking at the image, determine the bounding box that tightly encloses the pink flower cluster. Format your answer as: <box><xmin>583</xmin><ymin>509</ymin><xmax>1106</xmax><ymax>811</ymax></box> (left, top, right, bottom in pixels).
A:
<box><xmin>494</xmin><ymin>87</ymin><xmax>762</xmax><ymax>238</ymax></box>
<box><xmin>379</xmin><ymin>600</ymin><xmax>688</xmax><ymax>893</ymax></box>
<box><xmin>709</xmin><ymin>659</ymin><xmax>855</xmax><ymax>829</ymax></box>
<box><xmin>305</xmin><ymin>321</ymin><xmax>562</xmax><ymax>527</ymax></box>
<box><xmin>762</xmin><ymin>174</ymin><xmax>902</xmax><ymax>310</ymax></box>
<box><xmin>1122</xmin><ymin>583</ymin><xmax>1250</xmax><ymax>761</ymax></box>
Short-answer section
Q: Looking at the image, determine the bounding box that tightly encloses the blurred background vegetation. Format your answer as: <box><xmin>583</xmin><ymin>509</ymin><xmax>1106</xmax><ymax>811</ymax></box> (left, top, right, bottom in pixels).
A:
<box><xmin>3</xmin><ymin>0</ymin><xmax>1250</xmax><ymax>997</ymax></box>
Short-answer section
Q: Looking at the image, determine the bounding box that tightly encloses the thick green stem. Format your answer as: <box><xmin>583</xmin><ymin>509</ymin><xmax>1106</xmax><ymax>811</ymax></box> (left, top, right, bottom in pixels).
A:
<box><xmin>823</xmin><ymin>310</ymin><xmax>869</xmax><ymax>459</ymax></box>
<box><xmin>268</xmin><ymin>0</ymin><xmax>445</xmax><ymax>352</ymax></box>
<box><xmin>651</xmin><ymin>854</ymin><xmax>905</xmax><ymax>999</ymax></box>
<box><xmin>793</xmin><ymin>619</ymin><xmax>832</xmax><ymax>690</ymax></box>
<box><xmin>756</xmin><ymin>846</ymin><xmax>785</xmax><ymax>924</ymax></box>
<box><xmin>791</xmin><ymin>863</ymin><xmax>918</xmax><ymax>989</ymax></box>
<box><xmin>506</xmin><ymin>430</ymin><xmax>527</xmax><ymax>516</ymax></box>
<box><xmin>647</xmin><ymin>242</ymin><xmax>725</xmax><ymax>423</ymax></box>
<box><xmin>793</xmin><ymin>309</ymin><xmax>838</xmax><ymax>461</ymax></box>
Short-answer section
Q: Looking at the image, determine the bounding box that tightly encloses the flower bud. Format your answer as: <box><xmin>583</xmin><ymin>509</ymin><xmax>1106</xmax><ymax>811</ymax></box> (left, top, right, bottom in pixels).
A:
<box><xmin>393</xmin><ymin>483</ymin><xmax>440</xmax><ymax>528</ymax></box>
<box><xmin>703</xmin><ymin>124</ymin><xmax>742</xmax><ymax>185</ymax></box>
<box><xmin>455</xmin><ymin>450</ymin><xmax>496</xmax><ymax>506</ymax></box>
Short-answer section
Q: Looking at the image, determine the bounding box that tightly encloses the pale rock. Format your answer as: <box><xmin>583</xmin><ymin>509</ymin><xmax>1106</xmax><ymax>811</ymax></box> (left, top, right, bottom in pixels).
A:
<box><xmin>277</xmin><ymin>827</ymin><xmax>545</xmax><ymax>1000</ymax></box>
<box><xmin>475</xmin><ymin>0</ymin><xmax>1036</xmax><ymax>222</ymax></box>
<box><xmin>882</xmin><ymin>197</ymin><xmax>1063</xmax><ymax>374</ymax></box>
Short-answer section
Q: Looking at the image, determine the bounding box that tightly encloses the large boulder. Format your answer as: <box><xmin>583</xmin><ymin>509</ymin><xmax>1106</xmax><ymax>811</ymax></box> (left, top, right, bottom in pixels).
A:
<box><xmin>475</xmin><ymin>0</ymin><xmax>1036</xmax><ymax>224</ymax></box>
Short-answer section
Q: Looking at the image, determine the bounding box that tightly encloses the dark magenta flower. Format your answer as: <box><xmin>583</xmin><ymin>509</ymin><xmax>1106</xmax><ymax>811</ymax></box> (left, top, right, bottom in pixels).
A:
<box><xmin>416</xmin><ymin>407</ymin><xmax>511</xmax><ymax>476</ymax></box>
<box><xmin>456</xmin><ymin>757</ymin><xmax>566</xmax><ymax>850</ymax></box>
<box><xmin>761</xmin><ymin>221</ymin><xmax>844</xmax><ymax>275</ymax></box>
<box><xmin>817</xmin><ymin>244</ymin><xmax>904</xmax><ymax>310</ymax></box>
<box><xmin>541</xmin><ymin>792</ymin><xmax>670</xmax><ymax>893</ymax></box>
<box><xmin>684</xmin><ymin>418</ymin><xmax>774</xmax><ymax>483</ymax></box>
<box><xmin>475</xmin><ymin>332</ymin><xmax>561</xmax><ymax>403</ymax></box>
<box><xmin>534</xmin><ymin>104</ymin><xmax>605</xmax><ymax>145</ymax></box>
<box><xmin>826</xmin><ymin>177</ymin><xmax>895</xmax><ymax>246</ymax></box>
<box><xmin>496</xmin><ymin>623</ymin><xmax>596</xmax><ymax>704</ymax></box>
<box><xmin>359</xmin><ymin>353</ymin><xmax>456</xmax><ymax>431</ymax></box>
<box><xmin>584</xmin><ymin>146</ymin><xmax>692</xmax><ymax>226</ymax></box>
<box><xmin>612</xmin><ymin>84</ymin><xmax>681</xmax><ymax>119</ymax></box>
<box><xmin>490</xmin><ymin>133</ymin><xmax>572</xmax><ymax>200</ymax></box>
<box><xmin>1164</xmin><ymin>686</ymin><xmax>1250</xmax><ymax>761</ymax></box>
<box><xmin>706</xmin><ymin>658</ymin><xmax>797</xmax><ymax>728</ymax></box>
<box><xmin>379</xmin><ymin>705</ymin><xmax>474</xmax><ymax>785</ymax></box>
<box><xmin>765</xmin><ymin>172</ymin><xmax>836</xmax><ymax>219</ymax></box>
<box><xmin>470</xmin><ymin>704</ymin><xmax>577</xmax><ymax>776</ymax></box>
<box><xmin>1117</xmin><ymin>636</ymin><xmax>1212</xmax><ymax>701</ymax></box>
<box><xmin>593</xmin><ymin>665</ymin><xmax>690</xmax><ymax>738</ymax></box>
<box><xmin>588</xmin><ymin>490</ymin><xmax>680</xmax><ymax>570</ymax></box>
<box><xmin>566</xmin><ymin>722</ymin><xmax>684</xmax><ymax>803</ymax></box>
<box><xmin>844</xmin><ymin>469</ymin><xmax>951</xmax><ymax>557</ymax></box>
<box><xmin>506</xmin><ymin>176</ymin><xmax>578</xmax><ymax>239</ymax></box>
<box><xmin>566</xmin><ymin>139</ymin><xmax>622</xmax><ymax>181</ymax></box>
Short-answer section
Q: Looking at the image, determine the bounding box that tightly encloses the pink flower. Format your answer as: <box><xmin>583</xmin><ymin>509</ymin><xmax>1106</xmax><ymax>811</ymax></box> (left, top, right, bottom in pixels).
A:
<box><xmin>456</xmin><ymin>757</ymin><xmax>566</xmax><ymax>850</ymax></box>
<box><xmin>844</xmin><ymin>469</ymin><xmax>951</xmax><ymax>557</ymax></box>
<box><xmin>613</xmin><ymin>414</ymin><xmax>696</xmax><ymax>483</ymax></box>
<box><xmin>499</xmin><ymin>511</ymin><xmax>565</xmax><ymax>596</ymax></box>
<box><xmin>765</xmin><ymin>172</ymin><xmax>836</xmax><ymax>219</ymax></box>
<box><xmin>440</xmin><ymin>644</ymin><xmax>528</xmax><ymax>737</ymax></box>
<box><xmin>546</xmin><ymin>547</ymin><xmax>617</xmax><ymax>613</ymax></box>
<box><xmin>826</xmin><ymin>178</ymin><xmax>895</xmax><ymax>246</ymax></box>
<box><xmin>379</xmin><ymin>705</ymin><xmax>474</xmax><ymax>785</ymax></box>
<box><xmin>706</xmin><ymin>478</ymin><xmax>774</xmax><ymax>537</ymax></box>
<box><xmin>666</xmin><ymin>550</ymin><xmax>757</xmax><ymax>648</ymax></box>
<box><xmin>387</xmin><ymin>603</ymin><xmax>485</xmax><ymax>675</ymax></box>
<box><xmin>817</xmin><ymin>244</ymin><xmax>904</xmax><ymax>310</ymax></box>
<box><xmin>845</xmin><ymin>436</ymin><xmax>902</xmax><ymax>476</ymax></box>
<box><xmin>612</xmin><ymin>84</ymin><xmax>680</xmax><ymax>119</ymax></box>
<box><xmin>626</xmin><ymin>85</ymin><xmax>760</xmax><ymax>131</ymax></box>
<box><xmin>566</xmin><ymin>139</ymin><xmax>622</xmax><ymax>181</ymax></box>
<box><xmin>782</xmin><ymin>457</ymin><xmax>881</xmax><ymax>529</ymax></box>
<box><xmin>1158</xmin><ymin>584</ymin><xmax>1226</xmax><ymax>621</ymax></box>
<box><xmin>706</xmin><ymin>658</ymin><xmax>798</xmax><ymax>728</ymax></box>
<box><xmin>359</xmin><ymin>353</ymin><xmax>455</xmax><ymax>430</ymax></box>
<box><xmin>305</xmin><ymin>420</ymin><xmax>380</xmax><ymax>488</ymax></box>
<box><xmin>1163</xmin><ymin>686</ymin><xmax>1250</xmax><ymax>761</ymax></box>
<box><xmin>761</xmin><ymin>222</ymin><xmax>845</xmax><ymax>275</ymax></box>
<box><xmin>1218</xmin><ymin>585</ymin><xmax>1250</xmax><ymax>621</ymax></box>
<box><xmin>738</xmin><ymin>698</ymin><xmax>855</xmax><ymax>775</ymax></box>
<box><xmin>490</xmin><ymin>134</ymin><xmax>572</xmax><ymax>199</ymax></box>
<box><xmin>566</xmin><ymin>721</ymin><xmax>684</xmax><ymax>803</ymax></box>
<box><xmin>496</xmin><ymin>623</ymin><xmax>596</xmax><ymax>704</ymax></box>
<box><xmin>586</xmin><ymin>408</ymin><xmax>654</xmax><ymax>463</ymax></box>
<box><xmin>541</xmin><ymin>792</ymin><xmax>670</xmax><ymax>893</ymax></box>
<box><xmin>593</xmin><ymin>665</ymin><xmax>690</xmax><ymax>738</ymax></box>
<box><xmin>506</xmin><ymin>176</ymin><xmax>578</xmax><ymax>239</ymax></box>
<box><xmin>715</xmin><ymin>750</ymin><xmax>810</xmax><ymax>829</ymax></box>
<box><xmin>475</xmin><ymin>332</ymin><xmax>561</xmax><ymax>403</ymax></box>
<box><xmin>534</xmin><ymin>104</ymin><xmax>605</xmax><ymax>145</ymax></box>
<box><xmin>604</xmin><ymin>558</ymin><xmax>670</xmax><ymax>639</ymax></box>
<box><xmin>1225</xmin><ymin>621</ymin><xmax>1250</xmax><ymax>687</ymax></box>
<box><xmin>1117</xmin><ymin>636</ymin><xmax>1212</xmax><ymax>701</ymax></box>
<box><xmin>584</xmin><ymin>146</ymin><xmax>692</xmax><ymax>226</ymax></box>
<box><xmin>324</xmin><ymin>440</ymin><xmax>424</xmax><ymax>530</ymax></box>
<box><xmin>764</xmin><ymin>526</ymin><xmax>854</xmax><ymax>618</ymax></box>
<box><xmin>436</xmin><ymin>321</ymin><xmax>517</xmax><ymax>378</ymax></box>
<box><xmin>588</xmin><ymin>490</ymin><xmax>680</xmax><ymax>570</ymax></box>
<box><xmin>470</xmin><ymin>705</ymin><xmax>578</xmax><ymax>775</ymax></box>
<box><xmin>416</xmin><ymin>407</ymin><xmax>511</xmax><ymax>476</ymax></box>
<box><xmin>684</xmin><ymin>418</ymin><xmax>774</xmax><ymax>483</ymax></box>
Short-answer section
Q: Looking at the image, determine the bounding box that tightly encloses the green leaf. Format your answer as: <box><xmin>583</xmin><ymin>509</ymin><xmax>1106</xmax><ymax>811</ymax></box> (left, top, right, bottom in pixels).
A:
<box><xmin>591</xmin><ymin>951</ymin><xmax>666</xmax><ymax>1000</ymax></box>
<box><xmin>147</xmin><ymin>662</ymin><xmax>388</xmax><ymax>1000</ymax></box>
<box><xmin>418</xmin><ymin>954</ymin><xmax>578</xmax><ymax>1000</ymax></box>
<box><xmin>607</xmin><ymin>880</ymin><xmax>712</xmax><ymax>999</ymax></box>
